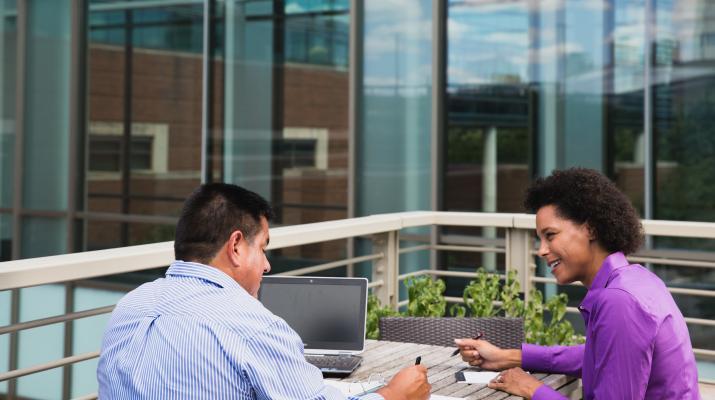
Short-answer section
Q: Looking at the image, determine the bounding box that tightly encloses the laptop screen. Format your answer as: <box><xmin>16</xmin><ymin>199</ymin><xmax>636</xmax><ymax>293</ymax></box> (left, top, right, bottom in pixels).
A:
<box><xmin>258</xmin><ymin>276</ymin><xmax>367</xmax><ymax>353</ymax></box>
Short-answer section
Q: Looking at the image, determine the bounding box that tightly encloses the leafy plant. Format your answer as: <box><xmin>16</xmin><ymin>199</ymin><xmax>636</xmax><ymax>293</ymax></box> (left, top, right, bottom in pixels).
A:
<box><xmin>405</xmin><ymin>276</ymin><xmax>447</xmax><ymax>317</ymax></box>
<box><xmin>366</xmin><ymin>269</ymin><xmax>584</xmax><ymax>346</ymax></box>
<box><xmin>366</xmin><ymin>294</ymin><xmax>400</xmax><ymax>339</ymax></box>
<box><xmin>524</xmin><ymin>290</ymin><xmax>584</xmax><ymax>346</ymax></box>
<box><xmin>451</xmin><ymin>268</ymin><xmax>501</xmax><ymax>317</ymax></box>
<box><xmin>501</xmin><ymin>270</ymin><xmax>525</xmax><ymax>318</ymax></box>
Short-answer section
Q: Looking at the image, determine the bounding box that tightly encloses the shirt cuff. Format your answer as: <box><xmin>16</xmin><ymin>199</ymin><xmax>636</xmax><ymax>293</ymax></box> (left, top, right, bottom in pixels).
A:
<box><xmin>521</xmin><ymin>343</ymin><xmax>551</xmax><ymax>372</ymax></box>
<box><xmin>532</xmin><ymin>384</ymin><xmax>567</xmax><ymax>400</ymax></box>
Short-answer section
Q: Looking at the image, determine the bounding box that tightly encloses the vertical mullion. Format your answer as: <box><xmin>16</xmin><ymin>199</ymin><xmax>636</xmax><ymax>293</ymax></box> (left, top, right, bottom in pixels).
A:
<box><xmin>430</xmin><ymin>0</ymin><xmax>446</xmax><ymax>271</ymax></box>
<box><xmin>347</xmin><ymin>0</ymin><xmax>363</xmax><ymax>277</ymax></box>
<box><xmin>120</xmin><ymin>9</ymin><xmax>133</xmax><ymax>245</ymax></box>
<box><xmin>9</xmin><ymin>1</ymin><xmax>28</xmax><ymax>396</ymax></box>
<box><xmin>62</xmin><ymin>282</ymin><xmax>75</xmax><ymax>400</ymax></box>
<box><xmin>65</xmin><ymin>0</ymin><xmax>87</xmax><ymax>395</ymax></box>
<box><xmin>201</xmin><ymin>0</ymin><xmax>215</xmax><ymax>183</ymax></box>
<box><xmin>644</xmin><ymin>0</ymin><xmax>654</xmax><ymax>223</ymax></box>
<box><xmin>271</xmin><ymin>0</ymin><xmax>285</xmax><ymax>222</ymax></box>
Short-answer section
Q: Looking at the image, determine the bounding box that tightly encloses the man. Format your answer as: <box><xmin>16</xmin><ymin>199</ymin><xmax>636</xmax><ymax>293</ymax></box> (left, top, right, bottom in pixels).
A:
<box><xmin>98</xmin><ymin>183</ymin><xmax>430</xmax><ymax>399</ymax></box>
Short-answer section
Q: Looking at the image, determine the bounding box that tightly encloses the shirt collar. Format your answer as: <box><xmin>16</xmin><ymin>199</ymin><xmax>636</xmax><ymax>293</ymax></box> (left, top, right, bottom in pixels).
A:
<box><xmin>580</xmin><ymin>251</ymin><xmax>630</xmax><ymax>310</ymax></box>
<box><xmin>166</xmin><ymin>260</ymin><xmax>242</xmax><ymax>290</ymax></box>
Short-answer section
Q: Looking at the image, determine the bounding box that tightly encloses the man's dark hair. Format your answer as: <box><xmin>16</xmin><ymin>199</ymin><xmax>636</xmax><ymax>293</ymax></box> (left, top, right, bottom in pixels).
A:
<box><xmin>174</xmin><ymin>183</ymin><xmax>274</xmax><ymax>263</ymax></box>
<box><xmin>524</xmin><ymin>168</ymin><xmax>644</xmax><ymax>255</ymax></box>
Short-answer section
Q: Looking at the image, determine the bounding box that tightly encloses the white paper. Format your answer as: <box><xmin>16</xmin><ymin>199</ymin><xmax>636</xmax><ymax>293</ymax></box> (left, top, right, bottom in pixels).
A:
<box><xmin>458</xmin><ymin>371</ymin><xmax>499</xmax><ymax>384</ymax></box>
<box><xmin>430</xmin><ymin>395</ymin><xmax>466</xmax><ymax>400</ymax></box>
<box><xmin>323</xmin><ymin>379</ymin><xmax>383</xmax><ymax>396</ymax></box>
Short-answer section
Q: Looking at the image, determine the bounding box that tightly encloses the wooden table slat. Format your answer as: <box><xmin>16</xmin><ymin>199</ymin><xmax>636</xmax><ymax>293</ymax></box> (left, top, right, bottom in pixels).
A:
<box><xmin>332</xmin><ymin>340</ymin><xmax>579</xmax><ymax>399</ymax></box>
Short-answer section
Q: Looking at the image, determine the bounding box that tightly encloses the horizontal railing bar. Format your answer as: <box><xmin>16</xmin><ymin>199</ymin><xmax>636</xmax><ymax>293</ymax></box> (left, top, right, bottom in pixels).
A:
<box><xmin>3</xmin><ymin>212</ymin><xmax>715</xmax><ymax>290</ymax></box>
<box><xmin>628</xmin><ymin>256</ymin><xmax>715</xmax><ymax>269</ymax></box>
<box><xmin>397</xmin><ymin>269</ymin><xmax>508</xmax><ymax>281</ymax></box>
<box><xmin>278</xmin><ymin>253</ymin><xmax>383</xmax><ymax>277</ymax></box>
<box><xmin>668</xmin><ymin>287</ymin><xmax>715</xmax><ymax>298</ymax></box>
<box><xmin>72</xmin><ymin>393</ymin><xmax>98</xmax><ymax>400</ymax></box>
<box><xmin>368</xmin><ymin>279</ymin><xmax>384</xmax><ymax>289</ymax></box>
<box><xmin>445</xmin><ymin>296</ymin><xmax>463</xmax><ymax>304</ymax></box>
<box><xmin>429</xmin><ymin>270</ymin><xmax>506</xmax><ymax>279</ymax></box>
<box><xmin>398</xmin><ymin>270</ymin><xmax>429</xmax><ymax>280</ymax></box>
<box><xmin>694</xmin><ymin>349</ymin><xmax>715</xmax><ymax>358</ymax></box>
<box><xmin>399</xmin><ymin>244</ymin><xmax>431</xmax><ymax>254</ymax></box>
<box><xmin>0</xmin><ymin>351</ymin><xmax>100</xmax><ymax>382</ymax></box>
<box><xmin>530</xmin><ymin>276</ymin><xmax>584</xmax><ymax>286</ymax></box>
<box><xmin>684</xmin><ymin>317</ymin><xmax>715</xmax><ymax>327</ymax></box>
<box><xmin>0</xmin><ymin>305</ymin><xmax>115</xmax><ymax>335</ymax></box>
<box><xmin>433</xmin><ymin>244</ymin><xmax>505</xmax><ymax>254</ymax></box>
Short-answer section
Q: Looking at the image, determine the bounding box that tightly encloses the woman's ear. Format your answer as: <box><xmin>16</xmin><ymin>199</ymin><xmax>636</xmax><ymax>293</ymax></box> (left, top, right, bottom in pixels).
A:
<box><xmin>585</xmin><ymin>223</ymin><xmax>597</xmax><ymax>242</ymax></box>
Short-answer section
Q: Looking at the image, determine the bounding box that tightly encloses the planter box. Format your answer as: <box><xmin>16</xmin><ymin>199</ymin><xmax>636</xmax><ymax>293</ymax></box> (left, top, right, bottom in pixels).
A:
<box><xmin>379</xmin><ymin>316</ymin><xmax>524</xmax><ymax>349</ymax></box>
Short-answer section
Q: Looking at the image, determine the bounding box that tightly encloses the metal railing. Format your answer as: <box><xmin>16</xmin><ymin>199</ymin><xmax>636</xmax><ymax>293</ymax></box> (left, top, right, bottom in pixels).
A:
<box><xmin>1</xmin><ymin>211</ymin><xmax>714</xmax><ymax>398</ymax></box>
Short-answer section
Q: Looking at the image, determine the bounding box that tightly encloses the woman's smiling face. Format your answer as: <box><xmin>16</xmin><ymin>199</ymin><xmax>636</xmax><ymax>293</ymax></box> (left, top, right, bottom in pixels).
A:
<box><xmin>535</xmin><ymin>205</ymin><xmax>598</xmax><ymax>285</ymax></box>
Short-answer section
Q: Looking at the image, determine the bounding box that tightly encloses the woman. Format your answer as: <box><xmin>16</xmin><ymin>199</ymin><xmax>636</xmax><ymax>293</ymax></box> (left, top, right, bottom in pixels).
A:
<box><xmin>455</xmin><ymin>168</ymin><xmax>700</xmax><ymax>399</ymax></box>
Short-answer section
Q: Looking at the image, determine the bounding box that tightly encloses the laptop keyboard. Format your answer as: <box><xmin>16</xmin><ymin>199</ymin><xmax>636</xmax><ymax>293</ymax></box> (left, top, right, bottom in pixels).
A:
<box><xmin>305</xmin><ymin>355</ymin><xmax>362</xmax><ymax>371</ymax></box>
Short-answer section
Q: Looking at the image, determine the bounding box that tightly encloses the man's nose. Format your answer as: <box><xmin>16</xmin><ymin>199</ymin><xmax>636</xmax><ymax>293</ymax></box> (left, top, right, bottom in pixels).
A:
<box><xmin>264</xmin><ymin>261</ymin><xmax>271</xmax><ymax>274</ymax></box>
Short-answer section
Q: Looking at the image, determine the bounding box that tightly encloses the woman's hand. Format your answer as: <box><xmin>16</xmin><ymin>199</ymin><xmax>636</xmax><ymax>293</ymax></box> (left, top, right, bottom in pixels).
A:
<box><xmin>454</xmin><ymin>338</ymin><xmax>521</xmax><ymax>370</ymax></box>
<box><xmin>488</xmin><ymin>367</ymin><xmax>543</xmax><ymax>399</ymax></box>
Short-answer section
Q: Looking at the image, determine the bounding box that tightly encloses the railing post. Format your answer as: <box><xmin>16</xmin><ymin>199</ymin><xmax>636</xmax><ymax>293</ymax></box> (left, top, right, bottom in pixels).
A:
<box><xmin>506</xmin><ymin>227</ymin><xmax>532</xmax><ymax>302</ymax></box>
<box><xmin>371</xmin><ymin>230</ymin><xmax>400</xmax><ymax>310</ymax></box>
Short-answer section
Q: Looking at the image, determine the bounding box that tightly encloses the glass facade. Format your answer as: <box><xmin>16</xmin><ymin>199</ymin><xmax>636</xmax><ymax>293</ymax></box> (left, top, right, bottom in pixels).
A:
<box><xmin>0</xmin><ymin>0</ymin><xmax>714</xmax><ymax>397</ymax></box>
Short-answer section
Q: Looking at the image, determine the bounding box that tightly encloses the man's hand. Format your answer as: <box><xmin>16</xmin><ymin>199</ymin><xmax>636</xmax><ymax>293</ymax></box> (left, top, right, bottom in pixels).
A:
<box><xmin>488</xmin><ymin>367</ymin><xmax>543</xmax><ymax>399</ymax></box>
<box><xmin>454</xmin><ymin>338</ymin><xmax>521</xmax><ymax>371</ymax></box>
<box><xmin>376</xmin><ymin>365</ymin><xmax>430</xmax><ymax>400</ymax></box>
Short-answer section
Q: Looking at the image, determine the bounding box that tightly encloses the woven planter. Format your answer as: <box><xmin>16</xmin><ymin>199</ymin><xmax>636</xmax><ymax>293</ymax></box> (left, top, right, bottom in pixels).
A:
<box><xmin>378</xmin><ymin>316</ymin><xmax>524</xmax><ymax>349</ymax></box>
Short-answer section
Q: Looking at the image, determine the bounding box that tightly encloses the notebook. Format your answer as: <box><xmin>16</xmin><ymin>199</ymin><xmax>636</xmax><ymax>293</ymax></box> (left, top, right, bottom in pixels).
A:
<box><xmin>258</xmin><ymin>276</ymin><xmax>368</xmax><ymax>377</ymax></box>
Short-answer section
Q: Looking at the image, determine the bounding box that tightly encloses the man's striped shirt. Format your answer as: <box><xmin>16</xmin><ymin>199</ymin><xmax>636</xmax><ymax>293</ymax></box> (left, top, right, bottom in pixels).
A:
<box><xmin>97</xmin><ymin>261</ymin><xmax>383</xmax><ymax>399</ymax></box>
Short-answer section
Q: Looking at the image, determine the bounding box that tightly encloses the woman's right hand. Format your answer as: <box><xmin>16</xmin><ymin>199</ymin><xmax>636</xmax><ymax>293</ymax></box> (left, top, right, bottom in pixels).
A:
<box><xmin>454</xmin><ymin>338</ymin><xmax>522</xmax><ymax>371</ymax></box>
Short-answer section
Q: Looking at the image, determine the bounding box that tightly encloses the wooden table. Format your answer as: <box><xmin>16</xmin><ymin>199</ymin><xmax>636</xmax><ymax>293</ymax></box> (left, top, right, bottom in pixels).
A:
<box><xmin>333</xmin><ymin>340</ymin><xmax>580</xmax><ymax>399</ymax></box>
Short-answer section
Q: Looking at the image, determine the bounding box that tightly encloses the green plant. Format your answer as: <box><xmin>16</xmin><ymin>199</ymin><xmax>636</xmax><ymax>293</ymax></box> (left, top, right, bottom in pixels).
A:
<box><xmin>524</xmin><ymin>290</ymin><xmax>584</xmax><ymax>346</ymax></box>
<box><xmin>367</xmin><ymin>269</ymin><xmax>585</xmax><ymax>346</ymax></box>
<box><xmin>405</xmin><ymin>276</ymin><xmax>447</xmax><ymax>317</ymax></box>
<box><xmin>366</xmin><ymin>294</ymin><xmax>400</xmax><ymax>339</ymax></box>
<box><xmin>451</xmin><ymin>268</ymin><xmax>501</xmax><ymax>317</ymax></box>
<box><xmin>501</xmin><ymin>270</ymin><xmax>525</xmax><ymax>318</ymax></box>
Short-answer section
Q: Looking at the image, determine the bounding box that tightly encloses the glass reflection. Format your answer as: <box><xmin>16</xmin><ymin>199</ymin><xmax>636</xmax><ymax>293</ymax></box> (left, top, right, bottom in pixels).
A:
<box><xmin>86</xmin><ymin>1</ymin><xmax>204</xmax><ymax>239</ymax></box>
<box><xmin>651</xmin><ymin>0</ymin><xmax>715</xmax><ymax>363</ymax></box>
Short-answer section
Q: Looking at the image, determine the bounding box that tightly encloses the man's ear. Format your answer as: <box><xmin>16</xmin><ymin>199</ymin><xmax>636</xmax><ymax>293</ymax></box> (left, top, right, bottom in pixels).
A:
<box><xmin>227</xmin><ymin>230</ymin><xmax>244</xmax><ymax>267</ymax></box>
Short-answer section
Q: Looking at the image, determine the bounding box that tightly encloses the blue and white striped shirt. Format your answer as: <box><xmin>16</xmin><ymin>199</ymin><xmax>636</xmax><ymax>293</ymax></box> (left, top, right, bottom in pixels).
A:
<box><xmin>98</xmin><ymin>261</ymin><xmax>383</xmax><ymax>400</ymax></box>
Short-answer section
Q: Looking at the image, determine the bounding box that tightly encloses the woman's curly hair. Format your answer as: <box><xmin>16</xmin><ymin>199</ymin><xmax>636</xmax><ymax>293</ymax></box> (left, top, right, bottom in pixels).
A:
<box><xmin>524</xmin><ymin>168</ymin><xmax>644</xmax><ymax>255</ymax></box>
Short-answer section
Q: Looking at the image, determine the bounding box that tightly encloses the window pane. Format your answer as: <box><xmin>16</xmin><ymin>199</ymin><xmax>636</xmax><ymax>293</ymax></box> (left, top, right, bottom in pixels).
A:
<box><xmin>221</xmin><ymin>1</ymin><xmax>350</xmax><ymax>226</ymax></box>
<box><xmin>87</xmin><ymin>1</ymin><xmax>204</xmax><ymax>224</ymax></box>
<box><xmin>651</xmin><ymin>0</ymin><xmax>715</xmax><ymax>367</ymax></box>
<box><xmin>1</xmin><ymin>0</ymin><xmax>16</xmax><ymax>210</ymax></box>
<box><xmin>23</xmin><ymin>0</ymin><xmax>71</xmax><ymax>211</ymax></box>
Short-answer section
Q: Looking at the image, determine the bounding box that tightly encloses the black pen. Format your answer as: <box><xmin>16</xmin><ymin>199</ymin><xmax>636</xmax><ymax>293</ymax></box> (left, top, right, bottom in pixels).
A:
<box><xmin>415</xmin><ymin>356</ymin><xmax>421</xmax><ymax>365</ymax></box>
<box><xmin>451</xmin><ymin>332</ymin><xmax>484</xmax><ymax>356</ymax></box>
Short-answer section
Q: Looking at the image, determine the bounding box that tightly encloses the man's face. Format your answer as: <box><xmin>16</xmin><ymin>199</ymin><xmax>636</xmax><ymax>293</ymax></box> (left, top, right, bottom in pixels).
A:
<box><xmin>234</xmin><ymin>217</ymin><xmax>271</xmax><ymax>297</ymax></box>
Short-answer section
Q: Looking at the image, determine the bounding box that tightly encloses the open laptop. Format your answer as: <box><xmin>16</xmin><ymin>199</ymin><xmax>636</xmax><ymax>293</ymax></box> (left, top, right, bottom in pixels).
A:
<box><xmin>258</xmin><ymin>276</ymin><xmax>368</xmax><ymax>377</ymax></box>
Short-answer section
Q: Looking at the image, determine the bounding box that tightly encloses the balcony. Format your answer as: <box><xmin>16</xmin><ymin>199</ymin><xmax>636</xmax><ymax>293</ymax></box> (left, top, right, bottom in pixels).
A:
<box><xmin>1</xmin><ymin>211</ymin><xmax>714</xmax><ymax>399</ymax></box>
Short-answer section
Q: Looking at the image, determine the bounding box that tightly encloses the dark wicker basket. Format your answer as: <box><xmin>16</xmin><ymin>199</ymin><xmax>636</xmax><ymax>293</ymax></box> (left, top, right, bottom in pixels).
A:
<box><xmin>378</xmin><ymin>316</ymin><xmax>524</xmax><ymax>349</ymax></box>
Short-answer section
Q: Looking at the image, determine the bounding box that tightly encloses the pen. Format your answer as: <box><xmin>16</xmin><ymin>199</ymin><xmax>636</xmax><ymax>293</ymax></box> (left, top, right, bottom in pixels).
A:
<box><xmin>415</xmin><ymin>356</ymin><xmax>421</xmax><ymax>365</ymax></box>
<box><xmin>451</xmin><ymin>332</ymin><xmax>484</xmax><ymax>356</ymax></box>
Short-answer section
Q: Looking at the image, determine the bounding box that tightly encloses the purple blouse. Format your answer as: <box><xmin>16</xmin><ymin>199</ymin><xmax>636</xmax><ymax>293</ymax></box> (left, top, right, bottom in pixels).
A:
<box><xmin>522</xmin><ymin>252</ymin><xmax>701</xmax><ymax>399</ymax></box>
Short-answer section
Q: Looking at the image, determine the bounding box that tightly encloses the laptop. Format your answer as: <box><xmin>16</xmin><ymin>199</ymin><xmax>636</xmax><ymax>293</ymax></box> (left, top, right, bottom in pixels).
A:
<box><xmin>258</xmin><ymin>276</ymin><xmax>368</xmax><ymax>377</ymax></box>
